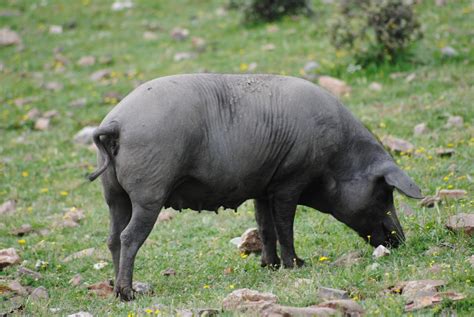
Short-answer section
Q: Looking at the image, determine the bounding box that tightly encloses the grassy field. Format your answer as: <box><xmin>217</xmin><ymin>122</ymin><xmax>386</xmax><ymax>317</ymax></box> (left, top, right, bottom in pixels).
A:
<box><xmin>1</xmin><ymin>0</ymin><xmax>473</xmax><ymax>316</ymax></box>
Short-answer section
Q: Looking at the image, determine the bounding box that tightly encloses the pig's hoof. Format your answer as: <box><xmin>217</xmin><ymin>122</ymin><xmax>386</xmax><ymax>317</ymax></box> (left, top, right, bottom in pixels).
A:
<box><xmin>283</xmin><ymin>257</ymin><xmax>305</xmax><ymax>269</ymax></box>
<box><xmin>261</xmin><ymin>256</ymin><xmax>281</xmax><ymax>270</ymax></box>
<box><xmin>115</xmin><ymin>285</ymin><xmax>135</xmax><ymax>301</ymax></box>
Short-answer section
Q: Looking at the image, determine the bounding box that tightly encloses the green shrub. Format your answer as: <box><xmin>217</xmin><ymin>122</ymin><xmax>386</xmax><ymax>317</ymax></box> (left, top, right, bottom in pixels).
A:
<box><xmin>330</xmin><ymin>0</ymin><xmax>422</xmax><ymax>64</ymax></box>
<box><xmin>230</xmin><ymin>0</ymin><xmax>312</xmax><ymax>23</ymax></box>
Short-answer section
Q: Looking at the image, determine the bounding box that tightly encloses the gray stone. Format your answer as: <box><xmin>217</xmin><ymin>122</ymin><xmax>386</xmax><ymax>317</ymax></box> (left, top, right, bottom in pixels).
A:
<box><xmin>318</xmin><ymin>286</ymin><xmax>349</xmax><ymax>300</ymax></box>
<box><xmin>413</xmin><ymin>123</ymin><xmax>428</xmax><ymax>136</ymax></box>
<box><xmin>0</xmin><ymin>28</ymin><xmax>21</xmax><ymax>46</ymax></box>
<box><xmin>29</xmin><ymin>286</ymin><xmax>49</xmax><ymax>301</ymax></box>
<box><xmin>304</xmin><ymin>61</ymin><xmax>320</xmax><ymax>74</ymax></box>
<box><xmin>441</xmin><ymin>46</ymin><xmax>458</xmax><ymax>57</ymax></box>
<box><xmin>373</xmin><ymin>245</ymin><xmax>390</xmax><ymax>258</ymax></box>
<box><xmin>133</xmin><ymin>281</ymin><xmax>152</xmax><ymax>295</ymax></box>
<box><xmin>238</xmin><ymin>228</ymin><xmax>262</xmax><ymax>254</ymax></box>
<box><xmin>67</xmin><ymin>312</ymin><xmax>94</xmax><ymax>317</ymax></box>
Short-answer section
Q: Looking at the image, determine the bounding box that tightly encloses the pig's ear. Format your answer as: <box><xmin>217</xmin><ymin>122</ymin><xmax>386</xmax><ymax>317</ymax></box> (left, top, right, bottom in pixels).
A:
<box><xmin>383</xmin><ymin>166</ymin><xmax>423</xmax><ymax>199</ymax></box>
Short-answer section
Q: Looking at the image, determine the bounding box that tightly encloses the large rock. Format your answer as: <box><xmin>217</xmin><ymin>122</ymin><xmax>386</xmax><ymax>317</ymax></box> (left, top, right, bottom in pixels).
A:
<box><xmin>317</xmin><ymin>299</ymin><xmax>364</xmax><ymax>316</ymax></box>
<box><xmin>222</xmin><ymin>288</ymin><xmax>278</xmax><ymax>313</ymax></box>
<box><xmin>0</xmin><ymin>248</ymin><xmax>21</xmax><ymax>269</ymax></box>
<box><xmin>264</xmin><ymin>305</ymin><xmax>338</xmax><ymax>316</ymax></box>
<box><xmin>446</xmin><ymin>213</ymin><xmax>474</xmax><ymax>236</ymax></box>
<box><xmin>238</xmin><ymin>228</ymin><xmax>263</xmax><ymax>254</ymax></box>
<box><xmin>318</xmin><ymin>76</ymin><xmax>351</xmax><ymax>97</ymax></box>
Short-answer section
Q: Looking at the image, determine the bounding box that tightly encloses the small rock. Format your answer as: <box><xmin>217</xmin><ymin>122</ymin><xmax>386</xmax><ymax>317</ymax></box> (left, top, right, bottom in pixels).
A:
<box><xmin>93</xmin><ymin>261</ymin><xmax>108</xmax><ymax>270</ymax></box>
<box><xmin>143</xmin><ymin>31</ymin><xmax>158</xmax><ymax>40</ymax></box>
<box><xmin>90</xmin><ymin>69</ymin><xmax>111</xmax><ymax>82</ymax></box>
<box><xmin>26</xmin><ymin>108</ymin><xmax>41</xmax><ymax>120</ymax></box>
<box><xmin>438</xmin><ymin>189</ymin><xmax>467</xmax><ymax>200</ymax></box>
<box><xmin>445</xmin><ymin>116</ymin><xmax>463</xmax><ymax>128</ymax></box>
<box><xmin>77</xmin><ymin>56</ymin><xmax>96</xmax><ymax>67</ymax></box>
<box><xmin>18</xmin><ymin>266</ymin><xmax>42</xmax><ymax>280</ymax></box>
<box><xmin>43</xmin><ymin>110</ymin><xmax>59</xmax><ymax>118</ymax></box>
<box><xmin>420</xmin><ymin>195</ymin><xmax>440</xmax><ymax>208</ymax></box>
<box><xmin>318</xmin><ymin>76</ymin><xmax>351</xmax><ymax>97</ymax></box>
<box><xmin>261</xmin><ymin>43</ymin><xmax>276</xmax><ymax>51</ymax></box>
<box><xmin>229</xmin><ymin>237</ymin><xmax>242</xmax><ymax>246</ymax></box>
<box><xmin>318</xmin><ymin>287</ymin><xmax>349</xmax><ymax>300</ymax></box>
<box><xmin>303</xmin><ymin>61</ymin><xmax>319</xmax><ymax>75</ymax></box>
<box><xmin>69</xmin><ymin>274</ymin><xmax>82</xmax><ymax>286</ymax></box>
<box><xmin>70</xmin><ymin>98</ymin><xmax>87</xmax><ymax>108</ymax></box>
<box><xmin>87</xmin><ymin>280</ymin><xmax>113</xmax><ymax>298</ymax></box>
<box><xmin>0</xmin><ymin>248</ymin><xmax>21</xmax><ymax>269</ymax></box>
<box><xmin>0</xmin><ymin>199</ymin><xmax>16</xmax><ymax>215</ymax></box>
<box><xmin>68</xmin><ymin>312</ymin><xmax>93</xmax><ymax>317</ymax></box>
<box><xmin>405</xmin><ymin>73</ymin><xmax>416</xmax><ymax>83</ymax></box>
<box><xmin>248</xmin><ymin>62</ymin><xmax>258</xmax><ymax>72</ymax></box>
<box><xmin>413</xmin><ymin>123</ymin><xmax>428</xmax><ymax>136</ymax></box>
<box><xmin>111</xmin><ymin>0</ymin><xmax>134</xmax><ymax>11</ymax></box>
<box><xmin>195</xmin><ymin>308</ymin><xmax>219</xmax><ymax>316</ymax></box>
<box><xmin>446</xmin><ymin>213</ymin><xmax>473</xmax><ymax>236</ymax></box>
<box><xmin>34</xmin><ymin>117</ymin><xmax>50</xmax><ymax>131</ymax></box>
<box><xmin>294</xmin><ymin>278</ymin><xmax>312</xmax><ymax>288</ymax></box>
<box><xmin>133</xmin><ymin>281</ymin><xmax>152</xmax><ymax>295</ymax></box>
<box><xmin>161</xmin><ymin>268</ymin><xmax>176</xmax><ymax>276</ymax></box>
<box><xmin>170</xmin><ymin>27</ymin><xmax>189</xmax><ymax>41</ymax></box>
<box><xmin>435</xmin><ymin>148</ymin><xmax>455</xmax><ymax>157</ymax></box>
<box><xmin>317</xmin><ymin>299</ymin><xmax>364</xmax><ymax>316</ymax></box>
<box><xmin>441</xmin><ymin>46</ymin><xmax>458</xmax><ymax>57</ymax></box>
<box><xmin>238</xmin><ymin>228</ymin><xmax>263</xmax><ymax>254</ymax></box>
<box><xmin>74</xmin><ymin>126</ymin><xmax>97</xmax><ymax>145</ymax></box>
<box><xmin>381</xmin><ymin>135</ymin><xmax>414</xmax><ymax>154</ymax></box>
<box><xmin>222</xmin><ymin>288</ymin><xmax>278</xmax><ymax>313</ymax></box>
<box><xmin>63</xmin><ymin>248</ymin><xmax>95</xmax><ymax>262</ymax></box>
<box><xmin>469</xmin><ymin>255</ymin><xmax>474</xmax><ymax>268</ymax></box>
<box><xmin>45</xmin><ymin>81</ymin><xmax>63</xmax><ymax>91</ymax></box>
<box><xmin>173</xmin><ymin>52</ymin><xmax>194</xmax><ymax>62</ymax></box>
<box><xmin>373</xmin><ymin>245</ymin><xmax>390</xmax><ymax>258</ymax></box>
<box><xmin>11</xmin><ymin>224</ymin><xmax>33</xmax><ymax>236</ymax></box>
<box><xmin>49</xmin><ymin>25</ymin><xmax>63</xmax><ymax>34</ymax></box>
<box><xmin>29</xmin><ymin>286</ymin><xmax>49</xmax><ymax>301</ymax></box>
<box><xmin>266</xmin><ymin>305</ymin><xmax>338</xmax><ymax>316</ymax></box>
<box><xmin>369</xmin><ymin>82</ymin><xmax>383</xmax><ymax>91</ymax></box>
<box><xmin>8</xmin><ymin>280</ymin><xmax>28</xmax><ymax>296</ymax></box>
<box><xmin>64</xmin><ymin>207</ymin><xmax>85</xmax><ymax>222</ymax></box>
<box><xmin>0</xmin><ymin>28</ymin><xmax>22</xmax><ymax>46</ymax></box>
<box><xmin>14</xmin><ymin>96</ymin><xmax>38</xmax><ymax>107</ymax></box>
<box><xmin>175</xmin><ymin>309</ymin><xmax>193</xmax><ymax>317</ymax></box>
<box><xmin>191</xmin><ymin>37</ymin><xmax>207</xmax><ymax>52</ymax></box>
<box><xmin>435</xmin><ymin>0</ymin><xmax>446</xmax><ymax>6</ymax></box>
<box><xmin>331</xmin><ymin>251</ymin><xmax>362</xmax><ymax>267</ymax></box>
<box><xmin>158</xmin><ymin>209</ymin><xmax>175</xmax><ymax>222</ymax></box>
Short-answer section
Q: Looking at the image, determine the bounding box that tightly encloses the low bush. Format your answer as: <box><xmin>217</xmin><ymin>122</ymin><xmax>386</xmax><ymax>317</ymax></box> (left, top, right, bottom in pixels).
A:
<box><xmin>230</xmin><ymin>0</ymin><xmax>312</xmax><ymax>23</ymax></box>
<box><xmin>330</xmin><ymin>0</ymin><xmax>422</xmax><ymax>64</ymax></box>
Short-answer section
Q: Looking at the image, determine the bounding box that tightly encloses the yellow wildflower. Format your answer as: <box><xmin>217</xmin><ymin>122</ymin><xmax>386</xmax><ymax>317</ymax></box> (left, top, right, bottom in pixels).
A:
<box><xmin>60</xmin><ymin>191</ymin><xmax>68</xmax><ymax>196</ymax></box>
<box><xmin>18</xmin><ymin>239</ymin><xmax>26</xmax><ymax>245</ymax></box>
<box><xmin>319</xmin><ymin>256</ymin><xmax>329</xmax><ymax>262</ymax></box>
<box><xmin>21</xmin><ymin>171</ymin><xmax>29</xmax><ymax>177</ymax></box>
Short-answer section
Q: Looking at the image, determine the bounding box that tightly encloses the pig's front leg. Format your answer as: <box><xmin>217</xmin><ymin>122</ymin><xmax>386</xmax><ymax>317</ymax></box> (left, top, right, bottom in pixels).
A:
<box><xmin>272</xmin><ymin>194</ymin><xmax>304</xmax><ymax>268</ymax></box>
<box><xmin>254</xmin><ymin>198</ymin><xmax>280</xmax><ymax>269</ymax></box>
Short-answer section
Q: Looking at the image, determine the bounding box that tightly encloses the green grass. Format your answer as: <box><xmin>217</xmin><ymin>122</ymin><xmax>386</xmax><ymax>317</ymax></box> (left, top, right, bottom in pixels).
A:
<box><xmin>1</xmin><ymin>0</ymin><xmax>473</xmax><ymax>316</ymax></box>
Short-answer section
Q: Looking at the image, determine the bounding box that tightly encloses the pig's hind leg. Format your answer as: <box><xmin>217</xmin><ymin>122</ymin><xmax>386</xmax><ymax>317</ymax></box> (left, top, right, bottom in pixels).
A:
<box><xmin>100</xmin><ymin>159</ymin><xmax>132</xmax><ymax>282</ymax></box>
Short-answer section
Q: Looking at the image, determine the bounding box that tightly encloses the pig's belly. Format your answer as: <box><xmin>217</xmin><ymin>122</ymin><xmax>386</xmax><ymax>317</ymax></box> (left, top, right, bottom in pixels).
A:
<box><xmin>164</xmin><ymin>176</ymin><xmax>259</xmax><ymax>212</ymax></box>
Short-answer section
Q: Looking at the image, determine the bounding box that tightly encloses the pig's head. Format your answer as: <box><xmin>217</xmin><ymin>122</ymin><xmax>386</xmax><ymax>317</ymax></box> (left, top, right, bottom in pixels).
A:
<box><xmin>304</xmin><ymin>155</ymin><xmax>423</xmax><ymax>248</ymax></box>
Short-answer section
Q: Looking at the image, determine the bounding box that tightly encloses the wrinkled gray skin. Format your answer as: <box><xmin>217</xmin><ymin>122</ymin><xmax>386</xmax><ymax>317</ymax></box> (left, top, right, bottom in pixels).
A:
<box><xmin>89</xmin><ymin>74</ymin><xmax>423</xmax><ymax>301</ymax></box>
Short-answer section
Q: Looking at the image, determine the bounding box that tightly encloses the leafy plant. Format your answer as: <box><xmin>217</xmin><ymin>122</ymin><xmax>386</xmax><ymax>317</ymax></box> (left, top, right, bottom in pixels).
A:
<box><xmin>330</xmin><ymin>0</ymin><xmax>423</xmax><ymax>64</ymax></box>
<box><xmin>230</xmin><ymin>0</ymin><xmax>312</xmax><ymax>23</ymax></box>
